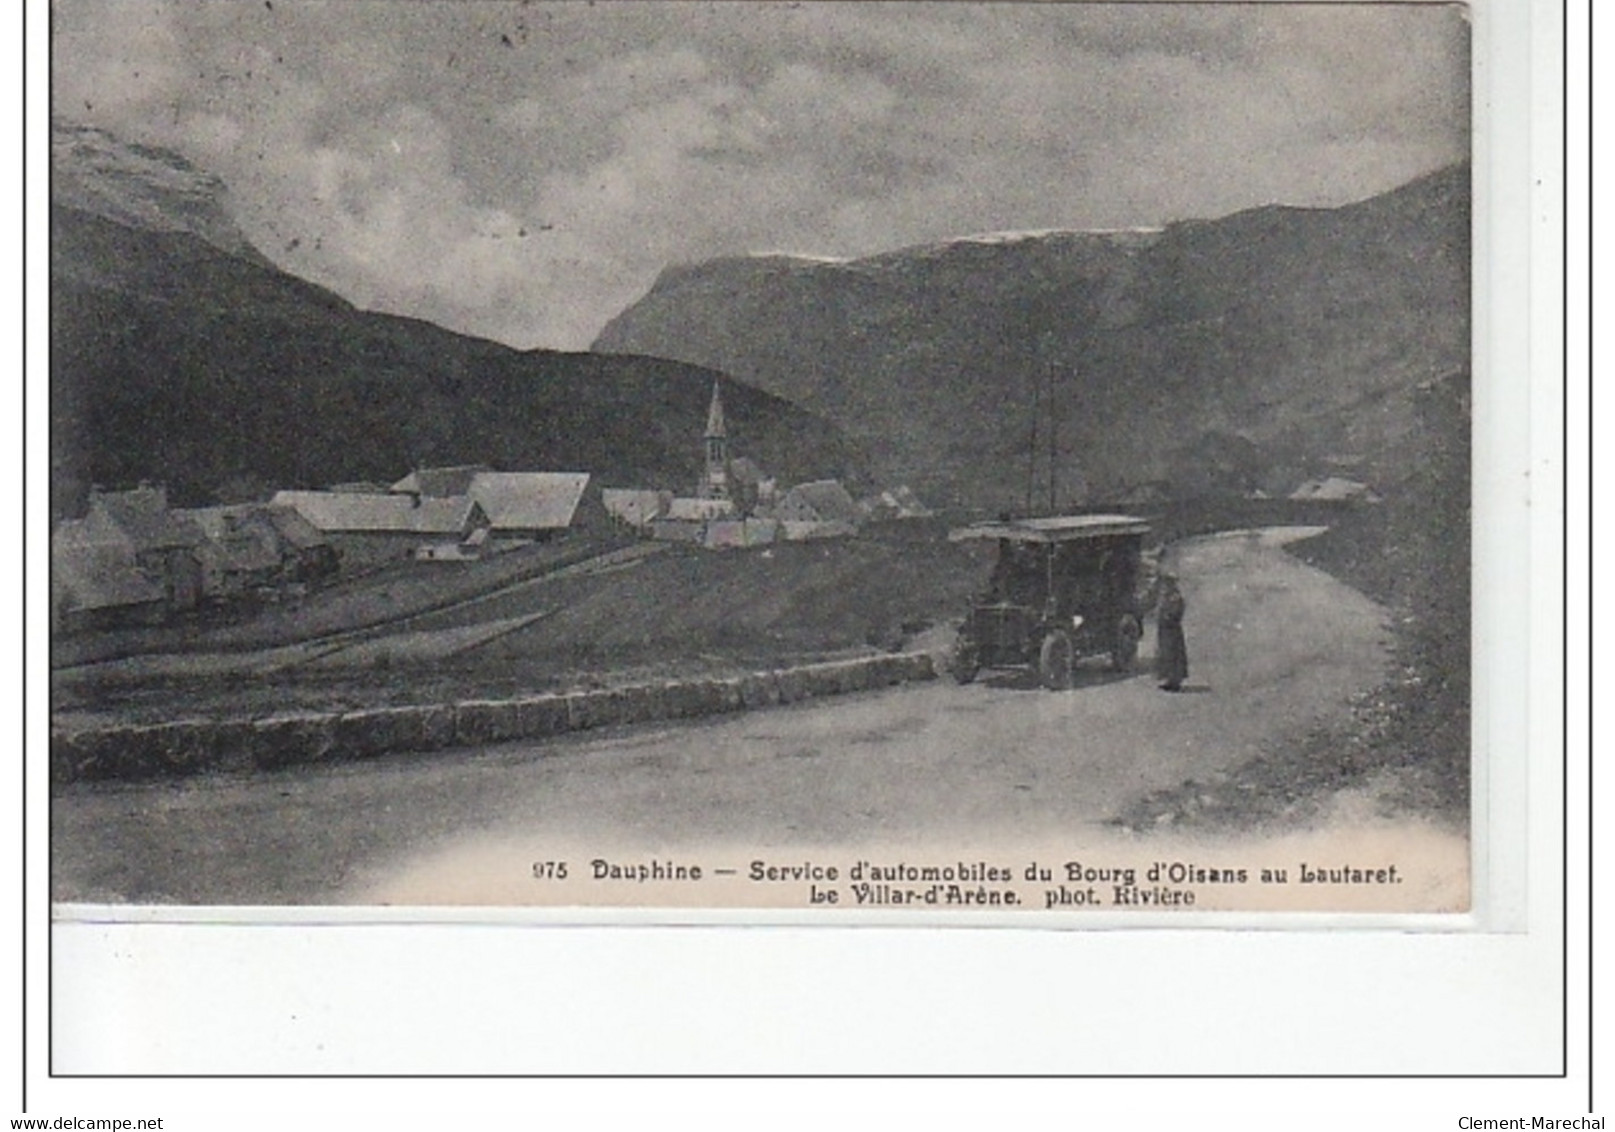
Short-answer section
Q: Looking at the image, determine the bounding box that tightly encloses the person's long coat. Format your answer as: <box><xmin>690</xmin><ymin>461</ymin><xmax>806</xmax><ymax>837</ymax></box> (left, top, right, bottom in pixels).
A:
<box><xmin>1156</xmin><ymin>586</ymin><xmax>1189</xmax><ymax>687</ymax></box>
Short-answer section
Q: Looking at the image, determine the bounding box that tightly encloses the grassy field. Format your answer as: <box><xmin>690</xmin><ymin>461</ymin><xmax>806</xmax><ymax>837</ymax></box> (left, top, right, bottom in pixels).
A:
<box><xmin>54</xmin><ymin>522</ymin><xmax>990</xmax><ymax>725</ymax></box>
<box><xmin>50</xmin><ymin>536</ymin><xmax>635</xmax><ymax>668</ymax></box>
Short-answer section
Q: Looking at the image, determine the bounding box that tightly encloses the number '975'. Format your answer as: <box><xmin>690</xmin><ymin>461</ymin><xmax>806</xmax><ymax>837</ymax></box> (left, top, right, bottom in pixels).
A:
<box><xmin>531</xmin><ymin>861</ymin><xmax>568</xmax><ymax>880</ymax></box>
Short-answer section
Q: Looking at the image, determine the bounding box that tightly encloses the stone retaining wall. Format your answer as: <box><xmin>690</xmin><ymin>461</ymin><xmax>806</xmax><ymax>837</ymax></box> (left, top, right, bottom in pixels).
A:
<box><xmin>50</xmin><ymin>652</ymin><xmax>937</xmax><ymax>785</ymax></box>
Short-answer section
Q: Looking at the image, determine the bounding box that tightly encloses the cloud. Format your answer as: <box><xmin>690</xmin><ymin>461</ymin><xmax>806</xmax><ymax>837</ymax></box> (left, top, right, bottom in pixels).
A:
<box><xmin>52</xmin><ymin>0</ymin><xmax>1470</xmax><ymax>350</ymax></box>
<box><xmin>52</xmin><ymin>0</ymin><xmax>185</xmax><ymax>118</ymax></box>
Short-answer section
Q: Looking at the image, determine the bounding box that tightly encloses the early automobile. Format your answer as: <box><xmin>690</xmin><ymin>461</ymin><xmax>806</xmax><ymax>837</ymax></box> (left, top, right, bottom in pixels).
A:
<box><xmin>947</xmin><ymin>514</ymin><xmax>1152</xmax><ymax>690</ymax></box>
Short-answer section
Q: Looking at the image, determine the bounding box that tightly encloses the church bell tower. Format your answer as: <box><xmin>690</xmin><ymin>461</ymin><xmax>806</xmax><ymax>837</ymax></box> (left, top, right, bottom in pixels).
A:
<box><xmin>701</xmin><ymin>380</ymin><xmax>731</xmax><ymax>500</ymax></box>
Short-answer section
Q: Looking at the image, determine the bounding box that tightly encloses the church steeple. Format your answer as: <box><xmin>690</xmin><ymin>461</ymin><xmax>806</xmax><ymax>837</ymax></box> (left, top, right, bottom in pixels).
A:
<box><xmin>701</xmin><ymin>380</ymin><xmax>731</xmax><ymax>500</ymax></box>
<box><xmin>705</xmin><ymin>379</ymin><xmax>727</xmax><ymax>439</ymax></box>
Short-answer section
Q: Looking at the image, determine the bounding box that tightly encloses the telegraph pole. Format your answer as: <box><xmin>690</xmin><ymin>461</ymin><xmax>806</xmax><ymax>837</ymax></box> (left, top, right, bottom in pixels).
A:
<box><xmin>1047</xmin><ymin>360</ymin><xmax>1058</xmax><ymax>514</ymax></box>
<box><xmin>1026</xmin><ymin>367</ymin><xmax>1040</xmax><ymax>516</ymax></box>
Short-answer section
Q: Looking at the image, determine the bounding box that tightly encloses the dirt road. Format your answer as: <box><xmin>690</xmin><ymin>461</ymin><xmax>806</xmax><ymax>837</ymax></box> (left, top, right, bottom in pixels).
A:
<box><xmin>53</xmin><ymin>530</ymin><xmax>1395</xmax><ymax>905</ymax></box>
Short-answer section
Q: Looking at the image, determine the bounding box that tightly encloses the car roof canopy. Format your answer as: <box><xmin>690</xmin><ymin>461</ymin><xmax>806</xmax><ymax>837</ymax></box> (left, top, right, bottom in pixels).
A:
<box><xmin>948</xmin><ymin>514</ymin><xmax>1151</xmax><ymax>544</ymax></box>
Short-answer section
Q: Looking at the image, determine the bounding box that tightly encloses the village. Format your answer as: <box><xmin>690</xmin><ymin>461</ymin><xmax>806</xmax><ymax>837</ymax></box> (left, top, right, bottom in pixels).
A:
<box><xmin>49</xmin><ymin>381</ymin><xmax>934</xmax><ymax>635</ymax></box>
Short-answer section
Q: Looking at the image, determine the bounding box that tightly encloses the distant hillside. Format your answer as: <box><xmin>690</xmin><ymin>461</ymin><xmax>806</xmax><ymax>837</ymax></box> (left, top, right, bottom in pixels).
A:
<box><xmin>50</xmin><ymin>123</ymin><xmax>863</xmax><ymax>519</ymax></box>
<box><xmin>595</xmin><ymin>165</ymin><xmax>1470</xmax><ymax>511</ymax></box>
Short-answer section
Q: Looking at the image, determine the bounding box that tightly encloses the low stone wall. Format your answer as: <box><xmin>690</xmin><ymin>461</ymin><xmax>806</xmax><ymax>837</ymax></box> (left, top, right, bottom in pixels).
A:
<box><xmin>50</xmin><ymin>652</ymin><xmax>936</xmax><ymax>785</ymax></box>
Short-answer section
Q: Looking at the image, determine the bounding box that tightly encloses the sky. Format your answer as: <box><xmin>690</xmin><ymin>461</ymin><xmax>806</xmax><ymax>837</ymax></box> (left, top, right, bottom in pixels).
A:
<box><xmin>51</xmin><ymin>0</ymin><xmax>1470</xmax><ymax>351</ymax></box>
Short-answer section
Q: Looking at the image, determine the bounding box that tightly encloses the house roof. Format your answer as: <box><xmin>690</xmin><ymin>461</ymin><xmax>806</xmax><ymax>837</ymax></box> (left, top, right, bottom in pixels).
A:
<box><xmin>52</xmin><ymin>542</ymin><xmax>166</xmax><ymax>611</ymax></box>
<box><xmin>1289</xmin><ymin>476</ymin><xmax>1378</xmax><ymax>502</ymax></box>
<box><xmin>665</xmin><ymin>496</ymin><xmax>735</xmax><ymax>521</ymax></box>
<box><xmin>602</xmin><ymin>489</ymin><xmax>671</xmax><ymax>526</ymax></box>
<box><xmin>178</xmin><ymin>505</ymin><xmax>268</xmax><ymax>543</ymax></box>
<box><xmin>780</xmin><ymin>480</ymin><xmax>863</xmax><ymax>524</ymax></box>
<box><xmin>202</xmin><ymin>532</ymin><xmax>282</xmax><ymax>574</ymax></box>
<box><xmin>263</xmin><ymin>505</ymin><xmax>328</xmax><ymax>549</ymax></box>
<box><xmin>271</xmin><ymin>491</ymin><xmax>485</xmax><ymax>535</ymax></box>
<box><xmin>177</xmin><ymin>507</ymin><xmax>284</xmax><ymax>574</ymax></box>
<box><xmin>89</xmin><ymin>487</ymin><xmax>204</xmax><ymax>550</ymax></box>
<box><xmin>416</xmin><ymin>497</ymin><xmax>487</xmax><ymax>534</ymax></box>
<box><xmin>467</xmin><ymin>472</ymin><xmax>589</xmax><ymax>531</ymax></box>
<box><xmin>861</xmin><ymin>485</ymin><xmax>933</xmax><ymax>519</ymax></box>
<box><xmin>391</xmin><ymin>465</ymin><xmax>491</xmax><ymax>498</ymax></box>
<box><xmin>51</xmin><ymin>517</ymin><xmax>123</xmax><ymax>554</ymax></box>
<box><xmin>885</xmin><ymin>485</ymin><xmax>932</xmax><ymax>517</ymax></box>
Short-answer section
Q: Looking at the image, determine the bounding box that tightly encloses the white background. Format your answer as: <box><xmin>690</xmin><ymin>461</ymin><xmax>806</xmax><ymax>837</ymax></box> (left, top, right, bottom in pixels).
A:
<box><xmin>11</xmin><ymin>0</ymin><xmax>1594</xmax><ymax>1124</ymax></box>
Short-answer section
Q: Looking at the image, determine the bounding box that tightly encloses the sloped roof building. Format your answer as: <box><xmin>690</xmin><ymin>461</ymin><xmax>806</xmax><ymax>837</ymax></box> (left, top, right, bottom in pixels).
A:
<box><xmin>602</xmin><ymin>489</ymin><xmax>672</xmax><ymax>530</ymax></box>
<box><xmin>83</xmin><ymin>485</ymin><xmax>204</xmax><ymax>553</ymax></box>
<box><xmin>467</xmin><ymin>472</ymin><xmax>590</xmax><ymax>535</ymax></box>
<box><xmin>775</xmin><ymin>480</ymin><xmax>863</xmax><ymax>525</ymax></box>
<box><xmin>390</xmin><ymin>465</ymin><xmax>491</xmax><ymax>499</ymax></box>
<box><xmin>270</xmin><ymin>491</ymin><xmax>487</xmax><ymax>536</ymax></box>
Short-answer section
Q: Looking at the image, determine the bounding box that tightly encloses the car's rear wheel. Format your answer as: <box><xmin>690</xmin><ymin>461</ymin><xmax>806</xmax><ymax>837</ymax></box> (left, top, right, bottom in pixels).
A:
<box><xmin>1039</xmin><ymin>628</ymin><xmax>1075</xmax><ymax>690</ymax></box>
<box><xmin>1111</xmin><ymin>614</ymin><xmax>1142</xmax><ymax>672</ymax></box>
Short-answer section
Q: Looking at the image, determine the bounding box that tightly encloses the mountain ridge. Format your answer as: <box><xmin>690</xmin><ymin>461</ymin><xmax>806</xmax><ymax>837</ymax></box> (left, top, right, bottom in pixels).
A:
<box><xmin>595</xmin><ymin>162</ymin><xmax>1470</xmax><ymax>510</ymax></box>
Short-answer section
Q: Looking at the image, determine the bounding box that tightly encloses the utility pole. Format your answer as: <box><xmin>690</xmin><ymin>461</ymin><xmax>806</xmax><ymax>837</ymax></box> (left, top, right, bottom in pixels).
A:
<box><xmin>1026</xmin><ymin>367</ymin><xmax>1040</xmax><ymax>516</ymax></box>
<box><xmin>1047</xmin><ymin>361</ymin><xmax>1058</xmax><ymax>514</ymax></box>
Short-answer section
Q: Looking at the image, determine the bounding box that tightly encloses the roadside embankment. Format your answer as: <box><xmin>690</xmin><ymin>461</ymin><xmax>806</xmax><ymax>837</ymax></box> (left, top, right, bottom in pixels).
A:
<box><xmin>49</xmin><ymin>651</ymin><xmax>937</xmax><ymax>785</ymax></box>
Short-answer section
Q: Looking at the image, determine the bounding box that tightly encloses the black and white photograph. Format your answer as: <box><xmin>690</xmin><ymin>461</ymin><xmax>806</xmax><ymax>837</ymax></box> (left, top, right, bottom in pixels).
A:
<box><xmin>48</xmin><ymin>0</ymin><xmax>1475</xmax><ymax>916</ymax></box>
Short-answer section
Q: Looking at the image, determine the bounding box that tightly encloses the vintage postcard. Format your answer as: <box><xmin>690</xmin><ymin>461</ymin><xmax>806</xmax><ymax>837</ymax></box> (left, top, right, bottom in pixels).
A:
<box><xmin>48</xmin><ymin>0</ymin><xmax>1478</xmax><ymax>920</ymax></box>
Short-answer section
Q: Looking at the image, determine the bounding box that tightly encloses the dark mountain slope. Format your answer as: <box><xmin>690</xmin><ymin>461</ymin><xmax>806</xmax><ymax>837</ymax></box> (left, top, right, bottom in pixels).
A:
<box><xmin>595</xmin><ymin>164</ymin><xmax>1469</xmax><ymax>511</ymax></box>
<box><xmin>50</xmin><ymin>130</ymin><xmax>861</xmax><ymax>519</ymax></box>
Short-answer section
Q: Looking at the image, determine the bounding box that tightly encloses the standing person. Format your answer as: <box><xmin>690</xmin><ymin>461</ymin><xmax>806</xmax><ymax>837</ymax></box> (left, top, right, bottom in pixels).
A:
<box><xmin>1156</xmin><ymin>574</ymin><xmax>1189</xmax><ymax>692</ymax></box>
